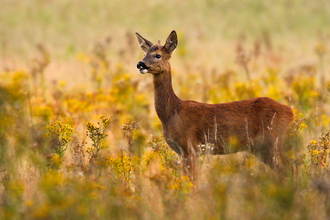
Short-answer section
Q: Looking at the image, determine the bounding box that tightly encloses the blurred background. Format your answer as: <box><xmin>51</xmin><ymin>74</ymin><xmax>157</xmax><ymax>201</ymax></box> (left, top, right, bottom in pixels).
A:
<box><xmin>1</xmin><ymin>1</ymin><xmax>330</xmax><ymax>219</ymax></box>
<box><xmin>1</xmin><ymin>0</ymin><xmax>330</xmax><ymax>79</ymax></box>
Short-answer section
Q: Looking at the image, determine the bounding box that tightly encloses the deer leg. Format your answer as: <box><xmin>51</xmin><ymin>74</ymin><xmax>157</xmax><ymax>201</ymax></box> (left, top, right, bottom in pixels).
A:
<box><xmin>181</xmin><ymin>141</ymin><xmax>198</xmax><ymax>182</ymax></box>
<box><xmin>166</xmin><ymin>138</ymin><xmax>198</xmax><ymax>182</ymax></box>
<box><xmin>182</xmin><ymin>154</ymin><xmax>198</xmax><ymax>182</ymax></box>
<box><xmin>252</xmin><ymin>136</ymin><xmax>280</xmax><ymax>171</ymax></box>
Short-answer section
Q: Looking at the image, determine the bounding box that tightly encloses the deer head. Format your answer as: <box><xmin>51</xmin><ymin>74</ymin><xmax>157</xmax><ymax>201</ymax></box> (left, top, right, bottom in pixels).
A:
<box><xmin>136</xmin><ymin>30</ymin><xmax>178</xmax><ymax>75</ymax></box>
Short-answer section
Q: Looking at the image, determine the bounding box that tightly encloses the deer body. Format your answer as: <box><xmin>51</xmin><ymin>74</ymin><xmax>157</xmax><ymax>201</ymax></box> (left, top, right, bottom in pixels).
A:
<box><xmin>136</xmin><ymin>31</ymin><xmax>294</xmax><ymax>176</ymax></box>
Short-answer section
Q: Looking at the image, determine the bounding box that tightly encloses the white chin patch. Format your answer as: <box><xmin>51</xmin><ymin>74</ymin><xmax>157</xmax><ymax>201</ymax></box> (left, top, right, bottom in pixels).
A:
<box><xmin>139</xmin><ymin>69</ymin><xmax>148</xmax><ymax>74</ymax></box>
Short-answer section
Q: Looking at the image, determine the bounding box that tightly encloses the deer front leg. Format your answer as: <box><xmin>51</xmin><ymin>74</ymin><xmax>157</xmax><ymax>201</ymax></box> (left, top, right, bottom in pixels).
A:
<box><xmin>182</xmin><ymin>155</ymin><xmax>197</xmax><ymax>182</ymax></box>
<box><xmin>165</xmin><ymin>134</ymin><xmax>199</xmax><ymax>182</ymax></box>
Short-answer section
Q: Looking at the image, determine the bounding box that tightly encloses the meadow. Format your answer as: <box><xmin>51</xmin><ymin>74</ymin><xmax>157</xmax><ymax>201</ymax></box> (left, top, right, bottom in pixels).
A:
<box><xmin>1</xmin><ymin>0</ymin><xmax>330</xmax><ymax>219</ymax></box>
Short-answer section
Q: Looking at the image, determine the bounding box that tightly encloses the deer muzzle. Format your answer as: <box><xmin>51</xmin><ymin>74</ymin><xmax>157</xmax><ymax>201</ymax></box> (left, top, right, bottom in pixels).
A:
<box><xmin>137</xmin><ymin>61</ymin><xmax>149</xmax><ymax>74</ymax></box>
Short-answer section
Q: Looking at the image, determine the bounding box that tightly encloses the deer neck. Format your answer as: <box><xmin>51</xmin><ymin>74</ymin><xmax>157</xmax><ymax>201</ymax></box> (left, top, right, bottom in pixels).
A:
<box><xmin>153</xmin><ymin>66</ymin><xmax>181</xmax><ymax>123</ymax></box>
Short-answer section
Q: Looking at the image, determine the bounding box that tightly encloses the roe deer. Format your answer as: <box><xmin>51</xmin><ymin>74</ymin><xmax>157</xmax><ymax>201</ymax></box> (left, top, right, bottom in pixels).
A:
<box><xmin>136</xmin><ymin>30</ymin><xmax>294</xmax><ymax>179</ymax></box>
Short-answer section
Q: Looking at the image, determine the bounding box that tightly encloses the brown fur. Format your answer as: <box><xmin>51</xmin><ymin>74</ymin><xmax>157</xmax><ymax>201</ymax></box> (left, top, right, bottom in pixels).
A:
<box><xmin>136</xmin><ymin>31</ymin><xmax>294</xmax><ymax>178</ymax></box>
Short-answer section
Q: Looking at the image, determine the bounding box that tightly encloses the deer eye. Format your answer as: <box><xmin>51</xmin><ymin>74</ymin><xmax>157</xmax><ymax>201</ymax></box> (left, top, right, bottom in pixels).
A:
<box><xmin>155</xmin><ymin>54</ymin><xmax>161</xmax><ymax>59</ymax></box>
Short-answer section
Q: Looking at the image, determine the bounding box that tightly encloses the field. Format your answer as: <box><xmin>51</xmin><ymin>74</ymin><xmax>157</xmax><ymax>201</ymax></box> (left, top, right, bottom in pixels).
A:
<box><xmin>1</xmin><ymin>0</ymin><xmax>330</xmax><ymax>219</ymax></box>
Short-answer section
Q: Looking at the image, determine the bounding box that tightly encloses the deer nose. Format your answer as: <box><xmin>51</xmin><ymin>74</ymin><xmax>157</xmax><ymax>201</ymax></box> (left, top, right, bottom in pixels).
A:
<box><xmin>137</xmin><ymin>61</ymin><xmax>149</xmax><ymax>70</ymax></box>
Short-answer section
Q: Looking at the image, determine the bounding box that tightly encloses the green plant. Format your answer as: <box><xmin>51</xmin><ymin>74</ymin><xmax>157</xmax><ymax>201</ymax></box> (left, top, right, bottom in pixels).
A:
<box><xmin>45</xmin><ymin>121</ymin><xmax>74</xmax><ymax>159</ymax></box>
<box><xmin>86</xmin><ymin>115</ymin><xmax>110</xmax><ymax>162</ymax></box>
<box><xmin>305</xmin><ymin>130</ymin><xmax>330</xmax><ymax>177</ymax></box>
<box><xmin>147</xmin><ymin>134</ymin><xmax>180</xmax><ymax>172</ymax></box>
<box><xmin>121</xmin><ymin>120</ymin><xmax>140</xmax><ymax>156</ymax></box>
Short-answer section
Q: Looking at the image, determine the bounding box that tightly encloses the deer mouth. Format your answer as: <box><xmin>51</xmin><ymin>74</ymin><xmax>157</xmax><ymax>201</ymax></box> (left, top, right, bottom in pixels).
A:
<box><xmin>139</xmin><ymin>69</ymin><xmax>148</xmax><ymax>74</ymax></box>
<box><xmin>137</xmin><ymin>61</ymin><xmax>150</xmax><ymax>74</ymax></box>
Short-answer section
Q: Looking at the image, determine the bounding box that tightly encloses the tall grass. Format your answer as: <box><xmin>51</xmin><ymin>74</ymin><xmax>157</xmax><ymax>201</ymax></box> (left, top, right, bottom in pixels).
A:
<box><xmin>1</xmin><ymin>0</ymin><xmax>330</xmax><ymax>219</ymax></box>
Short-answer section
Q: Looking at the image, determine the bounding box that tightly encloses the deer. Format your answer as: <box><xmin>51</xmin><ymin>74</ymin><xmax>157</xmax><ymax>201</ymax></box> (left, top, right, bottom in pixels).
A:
<box><xmin>135</xmin><ymin>30</ymin><xmax>294</xmax><ymax>180</ymax></box>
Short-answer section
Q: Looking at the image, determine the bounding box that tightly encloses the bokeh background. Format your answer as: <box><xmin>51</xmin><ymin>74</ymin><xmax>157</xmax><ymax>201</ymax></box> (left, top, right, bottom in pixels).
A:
<box><xmin>1</xmin><ymin>0</ymin><xmax>330</xmax><ymax>219</ymax></box>
<box><xmin>2</xmin><ymin>0</ymin><xmax>330</xmax><ymax>80</ymax></box>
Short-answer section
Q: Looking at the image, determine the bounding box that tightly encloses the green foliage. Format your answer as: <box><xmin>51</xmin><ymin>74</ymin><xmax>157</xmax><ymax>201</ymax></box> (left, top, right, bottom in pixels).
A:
<box><xmin>107</xmin><ymin>154</ymin><xmax>140</xmax><ymax>185</ymax></box>
<box><xmin>0</xmin><ymin>62</ymin><xmax>330</xmax><ymax>218</ymax></box>
<box><xmin>121</xmin><ymin>120</ymin><xmax>143</xmax><ymax>156</ymax></box>
<box><xmin>1</xmin><ymin>2</ymin><xmax>330</xmax><ymax>217</ymax></box>
<box><xmin>287</xmin><ymin>112</ymin><xmax>309</xmax><ymax>137</ymax></box>
<box><xmin>45</xmin><ymin>121</ymin><xmax>74</xmax><ymax>169</ymax></box>
<box><xmin>304</xmin><ymin>130</ymin><xmax>330</xmax><ymax>176</ymax></box>
<box><xmin>86</xmin><ymin>115</ymin><xmax>110</xmax><ymax>162</ymax></box>
<box><xmin>147</xmin><ymin>134</ymin><xmax>180</xmax><ymax>172</ymax></box>
<box><xmin>45</xmin><ymin>121</ymin><xmax>74</xmax><ymax>159</ymax></box>
<box><xmin>291</xmin><ymin>74</ymin><xmax>322</xmax><ymax>112</ymax></box>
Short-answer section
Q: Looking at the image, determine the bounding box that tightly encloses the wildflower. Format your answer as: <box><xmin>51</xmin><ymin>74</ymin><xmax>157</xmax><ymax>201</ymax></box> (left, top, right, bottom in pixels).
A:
<box><xmin>25</xmin><ymin>200</ymin><xmax>34</xmax><ymax>207</ymax></box>
<box><xmin>310</xmin><ymin>140</ymin><xmax>318</xmax><ymax>145</ymax></box>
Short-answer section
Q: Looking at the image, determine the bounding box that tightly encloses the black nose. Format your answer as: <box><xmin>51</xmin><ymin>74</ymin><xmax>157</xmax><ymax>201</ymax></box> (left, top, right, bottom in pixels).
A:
<box><xmin>137</xmin><ymin>61</ymin><xmax>149</xmax><ymax>70</ymax></box>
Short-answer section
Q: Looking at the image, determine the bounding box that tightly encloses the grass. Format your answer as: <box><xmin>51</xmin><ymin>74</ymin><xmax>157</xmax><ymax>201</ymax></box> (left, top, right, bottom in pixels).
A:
<box><xmin>1</xmin><ymin>0</ymin><xmax>330</xmax><ymax>219</ymax></box>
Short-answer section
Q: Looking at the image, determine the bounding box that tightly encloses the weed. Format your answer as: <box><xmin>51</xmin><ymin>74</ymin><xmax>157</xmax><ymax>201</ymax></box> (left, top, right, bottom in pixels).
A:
<box><xmin>45</xmin><ymin>121</ymin><xmax>74</xmax><ymax>169</ymax></box>
<box><xmin>1</xmin><ymin>3</ymin><xmax>330</xmax><ymax>218</ymax></box>
<box><xmin>305</xmin><ymin>130</ymin><xmax>330</xmax><ymax>177</ymax></box>
<box><xmin>86</xmin><ymin>116</ymin><xmax>110</xmax><ymax>163</ymax></box>
<box><xmin>121</xmin><ymin>120</ymin><xmax>140</xmax><ymax>156</ymax></box>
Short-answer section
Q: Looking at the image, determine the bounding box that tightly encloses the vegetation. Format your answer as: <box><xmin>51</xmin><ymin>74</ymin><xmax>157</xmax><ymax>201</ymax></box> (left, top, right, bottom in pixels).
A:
<box><xmin>1</xmin><ymin>0</ymin><xmax>330</xmax><ymax>219</ymax></box>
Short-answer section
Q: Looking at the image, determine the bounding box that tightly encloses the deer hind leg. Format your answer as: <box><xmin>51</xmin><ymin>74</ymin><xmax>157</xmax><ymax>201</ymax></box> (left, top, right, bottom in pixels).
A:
<box><xmin>252</xmin><ymin>134</ymin><xmax>282</xmax><ymax>171</ymax></box>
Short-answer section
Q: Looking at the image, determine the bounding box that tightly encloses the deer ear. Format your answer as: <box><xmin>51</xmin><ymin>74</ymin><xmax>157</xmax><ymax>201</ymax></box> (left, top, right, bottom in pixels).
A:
<box><xmin>164</xmin><ymin>30</ymin><xmax>178</xmax><ymax>53</ymax></box>
<box><xmin>135</xmin><ymin>32</ymin><xmax>153</xmax><ymax>52</ymax></box>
